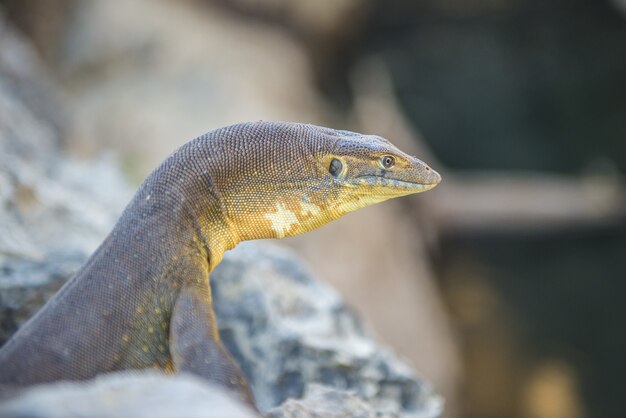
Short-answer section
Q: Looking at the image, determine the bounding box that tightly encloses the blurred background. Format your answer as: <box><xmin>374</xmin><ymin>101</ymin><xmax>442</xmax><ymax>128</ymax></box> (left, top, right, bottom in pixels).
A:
<box><xmin>1</xmin><ymin>0</ymin><xmax>624</xmax><ymax>417</ymax></box>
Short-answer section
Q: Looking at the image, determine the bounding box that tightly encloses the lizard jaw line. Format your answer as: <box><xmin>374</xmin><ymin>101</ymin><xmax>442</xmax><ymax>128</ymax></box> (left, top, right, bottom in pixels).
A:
<box><xmin>353</xmin><ymin>176</ymin><xmax>439</xmax><ymax>192</ymax></box>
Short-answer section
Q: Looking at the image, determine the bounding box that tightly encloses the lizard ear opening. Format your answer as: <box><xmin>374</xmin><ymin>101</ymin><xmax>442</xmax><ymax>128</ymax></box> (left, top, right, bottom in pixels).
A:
<box><xmin>329</xmin><ymin>158</ymin><xmax>343</xmax><ymax>177</ymax></box>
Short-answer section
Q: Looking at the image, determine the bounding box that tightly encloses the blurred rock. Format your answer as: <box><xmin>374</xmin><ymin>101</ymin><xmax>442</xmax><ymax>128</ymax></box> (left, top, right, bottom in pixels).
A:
<box><xmin>53</xmin><ymin>0</ymin><xmax>329</xmax><ymax>178</ymax></box>
<box><xmin>2</xmin><ymin>0</ymin><xmax>74</xmax><ymax>62</ymax></box>
<box><xmin>206</xmin><ymin>0</ymin><xmax>372</xmax><ymax>93</ymax></box>
<box><xmin>208</xmin><ymin>0</ymin><xmax>366</xmax><ymax>36</ymax></box>
<box><xmin>0</xmin><ymin>18</ymin><xmax>132</xmax><ymax>345</ymax></box>
<box><xmin>0</xmin><ymin>371</ymin><xmax>258</xmax><ymax>418</ymax></box>
<box><xmin>266</xmin><ymin>384</ymin><xmax>376</xmax><ymax>418</ymax></box>
<box><xmin>0</xmin><ymin>15</ymin><xmax>67</xmax><ymax>144</ymax></box>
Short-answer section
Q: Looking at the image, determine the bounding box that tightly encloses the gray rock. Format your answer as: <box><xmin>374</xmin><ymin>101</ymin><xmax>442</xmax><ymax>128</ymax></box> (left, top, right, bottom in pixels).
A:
<box><xmin>266</xmin><ymin>384</ymin><xmax>376</xmax><ymax>418</ymax></box>
<box><xmin>213</xmin><ymin>242</ymin><xmax>443</xmax><ymax>417</ymax></box>
<box><xmin>0</xmin><ymin>371</ymin><xmax>258</xmax><ymax>418</ymax></box>
<box><xmin>0</xmin><ymin>17</ymin><xmax>132</xmax><ymax>344</ymax></box>
<box><xmin>0</xmin><ymin>15</ymin><xmax>66</xmax><ymax>143</ymax></box>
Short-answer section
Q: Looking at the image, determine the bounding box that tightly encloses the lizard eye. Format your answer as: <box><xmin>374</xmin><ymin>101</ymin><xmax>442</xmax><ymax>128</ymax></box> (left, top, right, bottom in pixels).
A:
<box><xmin>329</xmin><ymin>158</ymin><xmax>343</xmax><ymax>177</ymax></box>
<box><xmin>381</xmin><ymin>155</ymin><xmax>395</xmax><ymax>169</ymax></box>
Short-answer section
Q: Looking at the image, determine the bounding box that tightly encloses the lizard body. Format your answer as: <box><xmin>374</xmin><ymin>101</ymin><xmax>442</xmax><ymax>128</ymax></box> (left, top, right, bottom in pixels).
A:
<box><xmin>0</xmin><ymin>121</ymin><xmax>440</xmax><ymax>404</ymax></box>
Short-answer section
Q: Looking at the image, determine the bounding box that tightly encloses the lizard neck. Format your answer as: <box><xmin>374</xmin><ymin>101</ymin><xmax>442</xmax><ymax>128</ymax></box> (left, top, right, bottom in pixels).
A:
<box><xmin>127</xmin><ymin>139</ymin><xmax>240</xmax><ymax>273</ymax></box>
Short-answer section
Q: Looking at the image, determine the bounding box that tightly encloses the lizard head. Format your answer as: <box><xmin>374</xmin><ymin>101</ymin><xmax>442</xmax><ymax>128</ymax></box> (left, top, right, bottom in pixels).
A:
<box><xmin>210</xmin><ymin>122</ymin><xmax>441</xmax><ymax>244</ymax></box>
<box><xmin>315</xmin><ymin>129</ymin><xmax>441</xmax><ymax>219</ymax></box>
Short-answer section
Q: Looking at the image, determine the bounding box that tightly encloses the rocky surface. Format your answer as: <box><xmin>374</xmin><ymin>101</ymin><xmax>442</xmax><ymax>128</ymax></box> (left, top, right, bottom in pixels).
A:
<box><xmin>213</xmin><ymin>242</ymin><xmax>442</xmax><ymax>417</ymax></box>
<box><xmin>0</xmin><ymin>16</ymin><xmax>442</xmax><ymax>418</ymax></box>
<box><xmin>0</xmin><ymin>17</ymin><xmax>132</xmax><ymax>344</ymax></box>
<box><xmin>0</xmin><ymin>371</ymin><xmax>258</xmax><ymax>418</ymax></box>
<box><xmin>266</xmin><ymin>384</ymin><xmax>377</xmax><ymax>418</ymax></box>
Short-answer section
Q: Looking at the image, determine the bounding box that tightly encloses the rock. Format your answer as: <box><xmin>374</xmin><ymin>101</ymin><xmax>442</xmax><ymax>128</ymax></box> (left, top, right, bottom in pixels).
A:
<box><xmin>54</xmin><ymin>0</ymin><xmax>328</xmax><ymax>178</ymax></box>
<box><xmin>266</xmin><ymin>384</ymin><xmax>376</xmax><ymax>418</ymax></box>
<box><xmin>209</xmin><ymin>0</ymin><xmax>372</xmax><ymax>95</ymax></box>
<box><xmin>212</xmin><ymin>242</ymin><xmax>443</xmax><ymax>417</ymax></box>
<box><xmin>211</xmin><ymin>0</ymin><xmax>368</xmax><ymax>38</ymax></box>
<box><xmin>0</xmin><ymin>15</ymin><xmax>66</xmax><ymax>142</ymax></box>
<box><xmin>0</xmin><ymin>18</ymin><xmax>132</xmax><ymax>345</ymax></box>
<box><xmin>2</xmin><ymin>0</ymin><xmax>74</xmax><ymax>63</ymax></box>
<box><xmin>0</xmin><ymin>371</ymin><xmax>258</xmax><ymax>418</ymax></box>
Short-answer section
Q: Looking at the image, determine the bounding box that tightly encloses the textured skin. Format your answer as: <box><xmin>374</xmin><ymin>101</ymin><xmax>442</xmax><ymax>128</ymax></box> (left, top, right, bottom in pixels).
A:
<box><xmin>0</xmin><ymin>121</ymin><xmax>440</xmax><ymax>404</ymax></box>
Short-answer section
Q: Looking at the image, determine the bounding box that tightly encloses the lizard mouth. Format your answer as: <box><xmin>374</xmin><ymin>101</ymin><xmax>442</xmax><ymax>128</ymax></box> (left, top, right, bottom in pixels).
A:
<box><xmin>354</xmin><ymin>175</ymin><xmax>440</xmax><ymax>192</ymax></box>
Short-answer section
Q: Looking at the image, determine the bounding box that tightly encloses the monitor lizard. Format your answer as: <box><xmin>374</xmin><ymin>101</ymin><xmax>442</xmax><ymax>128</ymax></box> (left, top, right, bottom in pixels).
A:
<box><xmin>0</xmin><ymin>121</ymin><xmax>441</xmax><ymax>406</ymax></box>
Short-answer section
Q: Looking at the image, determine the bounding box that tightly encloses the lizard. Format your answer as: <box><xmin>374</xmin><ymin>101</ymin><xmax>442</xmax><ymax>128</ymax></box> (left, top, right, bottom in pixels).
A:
<box><xmin>0</xmin><ymin>121</ymin><xmax>441</xmax><ymax>405</ymax></box>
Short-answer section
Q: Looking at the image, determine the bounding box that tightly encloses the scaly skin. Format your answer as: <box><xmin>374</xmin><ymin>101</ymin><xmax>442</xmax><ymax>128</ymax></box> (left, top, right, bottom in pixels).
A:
<box><xmin>0</xmin><ymin>121</ymin><xmax>441</xmax><ymax>405</ymax></box>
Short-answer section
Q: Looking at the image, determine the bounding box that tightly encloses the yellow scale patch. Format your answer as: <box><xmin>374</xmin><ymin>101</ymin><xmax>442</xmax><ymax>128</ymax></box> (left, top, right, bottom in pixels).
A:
<box><xmin>300</xmin><ymin>201</ymin><xmax>321</xmax><ymax>217</ymax></box>
<box><xmin>264</xmin><ymin>203</ymin><xmax>299</xmax><ymax>238</ymax></box>
<box><xmin>264</xmin><ymin>200</ymin><xmax>322</xmax><ymax>238</ymax></box>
